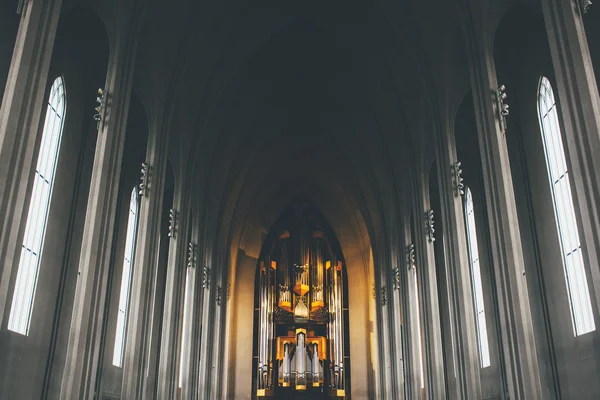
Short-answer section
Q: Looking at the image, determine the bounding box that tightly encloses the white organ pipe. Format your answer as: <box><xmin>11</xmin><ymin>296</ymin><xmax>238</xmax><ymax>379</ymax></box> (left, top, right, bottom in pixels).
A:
<box><xmin>283</xmin><ymin>343</ymin><xmax>290</xmax><ymax>386</ymax></box>
<box><xmin>312</xmin><ymin>343</ymin><xmax>320</xmax><ymax>384</ymax></box>
<box><xmin>296</xmin><ymin>331</ymin><xmax>306</xmax><ymax>389</ymax></box>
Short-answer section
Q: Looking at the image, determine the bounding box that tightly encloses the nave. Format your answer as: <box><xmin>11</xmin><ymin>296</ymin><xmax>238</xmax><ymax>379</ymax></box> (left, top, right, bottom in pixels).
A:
<box><xmin>0</xmin><ymin>0</ymin><xmax>600</xmax><ymax>399</ymax></box>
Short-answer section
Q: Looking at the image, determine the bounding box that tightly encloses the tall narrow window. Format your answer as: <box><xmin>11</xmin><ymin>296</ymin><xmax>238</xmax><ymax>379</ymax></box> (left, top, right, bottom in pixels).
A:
<box><xmin>8</xmin><ymin>77</ymin><xmax>66</xmax><ymax>335</ymax></box>
<box><xmin>537</xmin><ymin>76</ymin><xmax>596</xmax><ymax>336</ymax></box>
<box><xmin>464</xmin><ymin>188</ymin><xmax>491</xmax><ymax>368</ymax></box>
<box><xmin>113</xmin><ymin>187</ymin><xmax>139</xmax><ymax>367</ymax></box>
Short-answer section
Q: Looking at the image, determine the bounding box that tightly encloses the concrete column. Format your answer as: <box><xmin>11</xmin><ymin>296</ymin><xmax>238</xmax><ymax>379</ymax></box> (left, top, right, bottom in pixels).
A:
<box><xmin>145</xmin><ymin>230</ymin><xmax>170</xmax><ymax>399</ymax></box>
<box><xmin>157</xmin><ymin>178</ymin><xmax>191</xmax><ymax>400</ymax></box>
<box><xmin>542</xmin><ymin>0</ymin><xmax>600</xmax><ymax>329</ymax></box>
<box><xmin>0</xmin><ymin>0</ymin><xmax>62</xmax><ymax>329</ymax></box>
<box><xmin>207</xmin><ymin>250</ymin><xmax>228</xmax><ymax>399</ymax></box>
<box><xmin>181</xmin><ymin>214</ymin><xmax>203</xmax><ymax>400</ymax></box>
<box><xmin>388</xmin><ymin>226</ymin><xmax>406</xmax><ymax>400</ymax></box>
<box><xmin>413</xmin><ymin>178</ymin><xmax>447</xmax><ymax>400</ymax></box>
<box><xmin>464</xmin><ymin>25</ymin><xmax>542</xmax><ymax>399</ymax></box>
<box><xmin>121</xmin><ymin>112</ymin><xmax>169</xmax><ymax>399</ymax></box>
<box><xmin>197</xmin><ymin>242</ymin><xmax>217</xmax><ymax>399</ymax></box>
<box><xmin>434</xmin><ymin>119</ymin><xmax>482</xmax><ymax>399</ymax></box>
<box><xmin>59</xmin><ymin>19</ymin><xmax>144</xmax><ymax>399</ymax></box>
<box><xmin>403</xmin><ymin>217</ymin><xmax>423</xmax><ymax>400</ymax></box>
<box><xmin>376</xmin><ymin>249</ymin><xmax>393</xmax><ymax>398</ymax></box>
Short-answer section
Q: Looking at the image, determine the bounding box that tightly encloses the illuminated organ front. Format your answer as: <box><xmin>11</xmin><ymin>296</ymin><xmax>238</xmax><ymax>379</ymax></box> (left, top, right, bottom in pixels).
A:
<box><xmin>254</xmin><ymin>206</ymin><xmax>349</xmax><ymax>398</ymax></box>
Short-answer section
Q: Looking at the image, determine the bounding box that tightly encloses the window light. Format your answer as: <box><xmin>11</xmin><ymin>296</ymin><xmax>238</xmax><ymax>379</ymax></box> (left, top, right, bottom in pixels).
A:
<box><xmin>8</xmin><ymin>77</ymin><xmax>66</xmax><ymax>335</ymax></box>
<box><xmin>537</xmin><ymin>76</ymin><xmax>595</xmax><ymax>336</ymax></box>
<box><xmin>113</xmin><ymin>187</ymin><xmax>140</xmax><ymax>366</ymax></box>
<box><xmin>464</xmin><ymin>188</ymin><xmax>490</xmax><ymax>368</ymax></box>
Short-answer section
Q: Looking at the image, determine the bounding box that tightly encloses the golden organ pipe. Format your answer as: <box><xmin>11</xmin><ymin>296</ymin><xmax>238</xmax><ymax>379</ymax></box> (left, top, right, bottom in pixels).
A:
<box><xmin>311</xmin><ymin>231</ymin><xmax>324</xmax><ymax>311</ymax></box>
<box><xmin>278</xmin><ymin>232</ymin><xmax>291</xmax><ymax>311</ymax></box>
<box><xmin>255</xmin><ymin>208</ymin><xmax>348</xmax><ymax>396</ymax></box>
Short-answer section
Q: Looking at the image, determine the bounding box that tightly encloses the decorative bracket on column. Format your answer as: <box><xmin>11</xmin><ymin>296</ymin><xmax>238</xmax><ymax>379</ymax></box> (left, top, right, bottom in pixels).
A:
<box><xmin>187</xmin><ymin>242</ymin><xmax>196</xmax><ymax>268</ymax></box>
<box><xmin>496</xmin><ymin>85</ymin><xmax>510</xmax><ymax>130</ymax></box>
<box><xmin>578</xmin><ymin>0</ymin><xmax>592</xmax><ymax>14</ymax></box>
<box><xmin>381</xmin><ymin>286</ymin><xmax>387</xmax><ymax>306</ymax></box>
<box><xmin>202</xmin><ymin>263</ymin><xmax>210</xmax><ymax>288</ymax></box>
<box><xmin>406</xmin><ymin>244</ymin><xmax>416</xmax><ymax>271</ymax></box>
<box><xmin>372</xmin><ymin>283</ymin><xmax>376</xmax><ymax>299</ymax></box>
<box><xmin>451</xmin><ymin>161</ymin><xmax>464</xmax><ymax>197</ymax></box>
<box><xmin>16</xmin><ymin>0</ymin><xmax>26</xmax><ymax>15</ymax></box>
<box><xmin>216</xmin><ymin>286</ymin><xmax>222</xmax><ymax>306</ymax></box>
<box><xmin>168</xmin><ymin>208</ymin><xmax>178</xmax><ymax>238</ymax></box>
<box><xmin>139</xmin><ymin>162</ymin><xmax>149</xmax><ymax>197</ymax></box>
<box><xmin>392</xmin><ymin>267</ymin><xmax>400</xmax><ymax>290</ymax></box>
<box><xmin>94</xmin><ymin>88</ymin><xmax>107</xmax><ymax>128</ymax></box>
<box><xmin>425</xmin><ymin>209</ymin><xmax>435</xmax><ymax>243</ymax></box>
<box><xmin>227</xmin><ymin>283</ymin><xmax>231</xmax><ymax>301</ymax></box>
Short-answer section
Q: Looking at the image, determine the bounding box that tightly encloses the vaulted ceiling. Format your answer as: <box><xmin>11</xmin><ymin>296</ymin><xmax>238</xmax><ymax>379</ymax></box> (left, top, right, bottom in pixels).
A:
<box><xmin>128</xmin><ymin>0</ymin><xmax>472</xmax><ymax>255</ymax></box>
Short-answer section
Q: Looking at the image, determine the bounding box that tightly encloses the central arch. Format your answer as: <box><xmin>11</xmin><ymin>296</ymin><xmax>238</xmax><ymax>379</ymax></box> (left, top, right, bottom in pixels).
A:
<box><xmin>251</xmin><ymin>201</ymin><xmax>351</xmax><ymax>399</ymax></box>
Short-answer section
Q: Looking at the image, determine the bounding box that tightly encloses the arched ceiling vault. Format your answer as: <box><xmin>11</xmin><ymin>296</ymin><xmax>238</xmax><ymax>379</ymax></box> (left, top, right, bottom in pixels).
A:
<box><xmin>130</xmin><ymin>0</ymin><xmax>470</xmax><ymax>261</ymax></box>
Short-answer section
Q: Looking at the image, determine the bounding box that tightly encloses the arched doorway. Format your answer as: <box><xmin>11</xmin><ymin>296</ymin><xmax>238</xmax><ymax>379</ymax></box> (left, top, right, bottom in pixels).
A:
<box><xmin>252</xmin><ymin>201</ymin><xmax>351</xmax><ymax>399</ymax></box>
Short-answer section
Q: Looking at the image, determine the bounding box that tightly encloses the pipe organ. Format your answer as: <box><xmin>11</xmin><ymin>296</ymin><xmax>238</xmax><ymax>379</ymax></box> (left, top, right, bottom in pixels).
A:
<box><xmin>254</xmin><ymin>210</ymin><xmax>348</xmax><ymax>399</ymax></box>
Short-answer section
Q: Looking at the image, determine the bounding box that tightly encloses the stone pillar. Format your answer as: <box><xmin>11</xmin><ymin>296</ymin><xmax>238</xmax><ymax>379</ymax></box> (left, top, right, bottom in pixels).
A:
<box><xmin>413</xmin><ymin>177</ymin><xmax>447</xmax><ymax>399</ymax></box>
<box><xmin>157</xmin><ymin>178</ymin><xmax>191</xmax><ymax>400</ymax></box>
<box><xmin>180</xmin><ymin>214</ymin><xmax>203</xmax><ymax>400</ymax></box>
<box><xmin>59</xmin><ymin>19</ymin><xmax>144</xmax><ymax>399</ymax></box>
<box><xmin>121</xmin><ymin>113</ymin><xmax>169</xmax><ymax>400</ymax></box>
<box><xmin>403</xmin><ymin>217</ymin><xmax>424</xmax><ymax>400</ymax></box>
<box><xmin>542</xmin><ymin>0</ymin><xmax>600</xmax><ymax>328</ymax></box>
<box><xmin>388</xmin><ymin>226</ymin><xmax>406</xmax><ymax>400</ymax></box>
<box><xmin>207</xmin><ymin>251</ymin><xmax>228</xmax><ymax>399</ymax></box>
<box><xmin>196</xmin><ymin>241</ymin><xmax>216</xmax><ymax>399</ymax></box>
<box><xmin>145</xmin><ymin>231</ymin><xmax>170</xmax><ymax>399</ymax></box>
<box><xmin>434</xmin><ymin>118</ymin><xmax>482</xmax><ymax>399</ymax></box>
<box><xmin>465</xmin><ymin>25</ymin><xmax>543</xmax><ymax>399</ymax></box>
<box><xmin>0</xmin><ymin>0</ymin><xmax>62</xmax><ymax>329</ymax></box>
<box><xmin>376</xmin><ymin>251</ymin><xmax>393</xmax><ymax>397</ymax></box>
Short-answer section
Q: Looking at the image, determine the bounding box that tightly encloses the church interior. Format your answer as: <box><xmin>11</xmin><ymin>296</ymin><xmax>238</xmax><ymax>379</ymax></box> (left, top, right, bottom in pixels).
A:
<box><xmin>1</xmin><ymin>0</ymin><xmax>600</xmax><ymax>399</ymax></box>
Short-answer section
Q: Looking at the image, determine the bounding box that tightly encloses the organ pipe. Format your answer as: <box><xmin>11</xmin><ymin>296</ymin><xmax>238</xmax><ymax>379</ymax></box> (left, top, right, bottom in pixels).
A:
<box><xmin>255</xmin><ymin>207</ymin><xmax>347</xmax><ymax>398</ymax></box>
<box><xmin>257</xmin><ymin>260</ymin><xmax>276</xmax><ymax>395</ymax></box>
<box><xmin>312</xmin><ymin>343</ymin><xmax>320</xmax><ymax>386</ymax></box>
<box><xmin>296</xmin><ymin>329</ymin><xmax>307</xmax><ymax>390</ymax></box>
<box><xmin>283</xmin><ymin>343</ymin><xmax>291</xmax><ymax>387</ymax></box>
<box><xmin>278</xmin><ymin>232</ymin><xmax>292</xmax><ymax>311</ymax></box>
<box><xmin>311</xmin><ymin>231</ymin><xmax>324</xmax><ymax>311</ymax></box>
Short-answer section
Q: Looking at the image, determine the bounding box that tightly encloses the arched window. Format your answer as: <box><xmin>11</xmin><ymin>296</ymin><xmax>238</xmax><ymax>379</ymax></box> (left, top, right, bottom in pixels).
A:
<box><xmin>537</xmin><ymin>76</ymin><xmax>595</xmax><ymax>336</ymax></box>
<box><xmin>113</xmin><ymin>187</ymin><xmax>140</xmax><ymax>367</ymax></box>
<box><xmin>8</xmin><ymin>77</ymin><xmax>66</xmax><ymax>335</ymax></box>
<box><xmin>464</xmin><ymin>188</ymin><xmax>490</xmax><ymax>368</ymax></box>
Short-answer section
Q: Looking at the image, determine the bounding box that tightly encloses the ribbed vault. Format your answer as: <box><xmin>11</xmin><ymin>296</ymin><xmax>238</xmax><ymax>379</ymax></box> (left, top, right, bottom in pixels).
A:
<box><xmin>129</xmin><ymin>1</ymin><xmax>471</xmax><ymax>396</ymax></box>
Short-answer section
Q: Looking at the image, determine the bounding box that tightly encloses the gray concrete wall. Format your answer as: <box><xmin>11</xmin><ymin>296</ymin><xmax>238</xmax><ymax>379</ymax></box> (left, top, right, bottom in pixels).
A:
<box><xmin>0</xmin><ymin>22</ymin><xmax>102</xmax><ymax>399</ymax></box>
<box><xmin>497</xmin><ymin>8</ymin><xmax>600</xmax><ymax>398</ymax></box>
<box><xmin>455</xmin><ymin>93</ymin><xmax>504</xmax><ymax>399</ymax></box>
<box><xmin>0</xmin><ymin>4</ymin><xmax>19</xmax><ymax>104</ymax></box>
